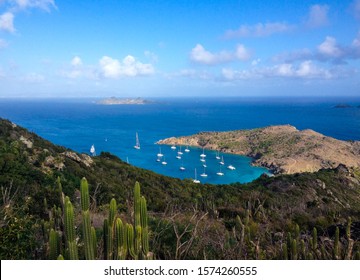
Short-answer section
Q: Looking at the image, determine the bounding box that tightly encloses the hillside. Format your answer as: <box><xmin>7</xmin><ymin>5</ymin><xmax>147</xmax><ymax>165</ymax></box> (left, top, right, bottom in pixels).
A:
<box><xmin>1</xmin><ymin>118</ymin><xmax>360</xmax><ymax>260</ymax></box>
<box><xmin>157</xmin><ymin>125</ymin><xmax>360</xmax><ymax>174</ymax></box>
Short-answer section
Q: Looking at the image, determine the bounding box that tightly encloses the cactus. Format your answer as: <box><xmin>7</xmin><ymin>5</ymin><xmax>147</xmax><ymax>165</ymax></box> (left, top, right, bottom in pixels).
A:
<box><xmin>291</xmin><ymin>239</ymin><xmax>297</xmax><ymax>260</ymax></box>
<box><xmin>127</xmin><ymin>223</ymin><xmax>136</xmax><ymax>259</ymax></box>
<box><xmin>91</xmin><ymin>226</ymin><xmax>97</xmax><ymax>259</ymax></box>
<box><xmin>107</xmin><ymin>198</ymin><xmax>117</xmax><ymax>259</ymax></box>
<box><xmin>57</xmin><ymin>254</ymin><xmax>64</xmax><ymax>260</ymax></box>
<box><xmin>49</xmin><ymin>229</ymin><xmax>59</xmax><ymax>260</ymax></box>
<box><xmin>103</xmin><ymin>218</ymin><xmax>109</xmax><ymax>260</ymax></box>
<box><xmin>114</xmin><ymin>218</ymin><xmax>126</xmax><ymax>260</ymax></box>
<box><xmin>79</xmin><ymin>177</ymin><xmax>95</xmax><ymax>260</ymax></box>
<box><xmin>63</xmin><ymin>196</ymin><xmax>78</xmax><ymax>259</ymax></box>
<box><xmin>82</xmin><ymin>210</ymin><xmax>94</xmax><ymax>260</ymax></box>
<box><xmin>140</xmin><ymin>196</ymin><xmax>149</xmax><ymax>256</ymax></box>
<box><xmin>80</xmin><ymin>177</ymin><xmax>90</xmax><ymax>212</ymax></box>
<box><xmin>282</xmin><ymin>243</ymin><xmax>288</xmax><ymax>260</ymax></box>
<box><xmin>345</xmin><ymin>217</ymin><xmax>354</xmax><ymax>260</ymax></box>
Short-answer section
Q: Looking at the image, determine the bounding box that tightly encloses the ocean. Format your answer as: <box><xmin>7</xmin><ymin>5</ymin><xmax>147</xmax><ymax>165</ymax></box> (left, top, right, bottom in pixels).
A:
<box><xmin>1</xmin><ymin>96</ymin><xmax>359</xmax><ymax>184</ymax></box>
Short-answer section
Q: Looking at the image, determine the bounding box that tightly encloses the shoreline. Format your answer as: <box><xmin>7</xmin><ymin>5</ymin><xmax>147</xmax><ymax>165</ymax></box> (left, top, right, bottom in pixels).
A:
<box><xmin>157</xmin><ymin>125</ymin><xmax>360</xmax><ymax>175</ymax></box>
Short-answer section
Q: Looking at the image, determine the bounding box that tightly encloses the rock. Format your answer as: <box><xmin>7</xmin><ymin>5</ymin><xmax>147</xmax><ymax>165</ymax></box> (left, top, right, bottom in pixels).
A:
<box><xmin>19</xmin><ymin>135</ymin><xmax>33</xmax><ymax>149</ymax></box>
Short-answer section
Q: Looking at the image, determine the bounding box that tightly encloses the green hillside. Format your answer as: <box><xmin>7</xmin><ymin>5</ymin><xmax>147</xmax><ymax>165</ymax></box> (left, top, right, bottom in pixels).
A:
<box><xmin>0</xmin><ymin>118</ymin><xmax>359</xmax><ymax>260</ymax></box>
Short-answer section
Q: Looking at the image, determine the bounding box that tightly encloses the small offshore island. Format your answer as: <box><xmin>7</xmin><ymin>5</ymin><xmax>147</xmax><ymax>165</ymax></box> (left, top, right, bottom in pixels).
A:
<box><xmin>157</xmin><ymin>125</ymin><xmax>360</xmax><ymax>175</ymax></box>
<box><xmin>96</xmin><ymin>97</ymin><xmax>153</xmax><ymax>105</ymax></box>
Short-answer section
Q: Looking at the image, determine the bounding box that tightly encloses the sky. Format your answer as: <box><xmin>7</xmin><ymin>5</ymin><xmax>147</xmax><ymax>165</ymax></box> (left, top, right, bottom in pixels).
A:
<box><xmin>0</xmin><ymin>0</ymin><xmax>360</xmax><ymax>98</ymax></box>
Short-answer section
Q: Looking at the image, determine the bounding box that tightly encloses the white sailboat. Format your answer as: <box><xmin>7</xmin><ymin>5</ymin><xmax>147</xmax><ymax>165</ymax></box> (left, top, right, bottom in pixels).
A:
<box><xmin>134</xmin><ymin>132</ymin><xmax>140</xmax><ymax>149</ymax></box>
<box><xmin>200</xmin><ymin>147</ymin><xmax>206</xmax><ymax>158</ymax></box>
<box><xmin>177</xmin><ymin>146</ymin><xmax>183</xmax><ymax>155</ymax></box>
<box><xmin>219</xmin><ymin>155</ymin><xmax>224</xmax><ymax>165</ymax></box>
<box><xmin>216</xmin><ymin>165</ymin><xmax>224</xmax><ymax>176</ymax></box>
<box><xmin>215</xmin><ymin>150</ymin><xmax>221</xmax><ymax>160</ymax></box>
<box><xmin>90</xmin><ymin>144</ymin><xmax>96</xmax><ymax>156</ymax></box>
<box><xmin>161</xmin><ymin>156</ymin><xmax>167</xmax><ymax>165</ymax></box>
<box><xmin>200</xmin><ymin>166</ymin><xmax>208</xmax><ymax>177</ymax></box>
<box><xmin>184</xmin><ymin>145</ymin><xmax>190</xmax><ymax>153</ymax></box>
<box><xmin>179</xmin><ymin>161</ymin><xmax>186</xmax><ymax>171</ymax></box>
<box><xmin>157</xmin><ymin>147</ymin><xmax>164</xmax><ymax>157</ymax></box>
<box><xmin>227</xmin><ymin>165</ymin><xmax>236</xmax><ymax>170</ymax></box>
<box><xmin>193</xmin><ymin>168</ymin><xmax>200</xmax><ymax>183</ymax></box>
<box><xmin>171</xmin><ymin>145</ymin><xmax>176</xmax><ymax>150</ymax></box>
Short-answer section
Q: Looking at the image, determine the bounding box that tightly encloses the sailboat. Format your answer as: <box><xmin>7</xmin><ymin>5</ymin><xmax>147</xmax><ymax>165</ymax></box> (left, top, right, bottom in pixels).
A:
<box><xmin>216</xmin><ymin>165</ymin><xmax>224</xmax><ymax>176</ymax></box>
<box><xmin>179</xmin><ymin>161</ymin><xmax>186</xmax><ymax>171</ymax></box>
<box><xmin>219</xmin><ymin>155</ymin><xmax>225</xmax><ymax>165</ymax></box>
<box><xmin>171</xmin><ymin>145</ymin><xmax>176</xmax><ymax>150</ymax></box>
<box><xmin>90</xmin><ymin>144</ymin><xmax>96</xmax><ymax>156</ymax></box>
<box><xmin>200</xmin><ymin>147</ymin><xmax>206</xmax><ymax>158</ymax></box>
<box><xmin>227</xmin><ymin>164</ymin><xmax>236</xmax><ymax>170</ymax></box>
<box><xmin>157</xmin><ymin>147</ymin><xmax>164</xmax><ymax>157</ymax></box>
<box><xmin>193</xmin><ymin>168</ymin><xmax>200</xmax><ymax>183</ymax></box>
<box><xmin>177</xmin><ymin>146</ymin><xmax>183</xmax><ymax>155</ymax></box>
<box><xmin>134</xmin><ymin>132</ymin><xmax>140</xmax><ymax>149</ymax></box>
<box><xmin>161</xmin><ymin>156</ymin><xmax>167</xmax><ymax>165</ymax></box>
<box><xmin>215</xmin><ymin>150</ymin><xmax>221</xmax><ymax>160</ymax></box>
<box><xmin>184</xmin><ymin>145</ymin><xmax>190</xmax><ymax>153</ymax></box>
<box><xmin>200</xmin><ymin>166</ymin><xmax>208</xmax><ymax>177</ymax></box>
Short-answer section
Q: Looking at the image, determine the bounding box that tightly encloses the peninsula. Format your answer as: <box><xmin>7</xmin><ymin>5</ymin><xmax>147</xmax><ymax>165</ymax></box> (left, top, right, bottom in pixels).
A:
<box><xmin>96</xmin><ymin>97</ymin><xmax>152</xmax><ymax>105</ymax></box>
<box><xmin>157</xmin><ymin>125</ymin><xmax>360</xmax><ymax>175</ymax></box>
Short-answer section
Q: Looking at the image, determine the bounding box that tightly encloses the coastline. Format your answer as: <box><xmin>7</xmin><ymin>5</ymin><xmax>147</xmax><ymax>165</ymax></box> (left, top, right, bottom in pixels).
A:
<box><xmin>157</xmin><ymin>125</ymin><xmax>360</xmax><ymax>175</ymax></box>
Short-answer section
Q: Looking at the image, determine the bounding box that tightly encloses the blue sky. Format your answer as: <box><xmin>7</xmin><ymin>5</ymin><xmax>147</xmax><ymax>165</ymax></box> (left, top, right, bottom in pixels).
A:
<box><xmin>0</xmin><ymin>0</ymin><xmax>360</xmax><ymax>97</ymax></box>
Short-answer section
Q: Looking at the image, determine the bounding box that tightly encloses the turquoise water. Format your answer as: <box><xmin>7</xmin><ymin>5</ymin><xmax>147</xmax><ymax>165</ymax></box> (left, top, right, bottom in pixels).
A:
<box><xmin>1</xmin><ymin>96</ymin><xmax>359</xmax><ymax>184</ymax></box>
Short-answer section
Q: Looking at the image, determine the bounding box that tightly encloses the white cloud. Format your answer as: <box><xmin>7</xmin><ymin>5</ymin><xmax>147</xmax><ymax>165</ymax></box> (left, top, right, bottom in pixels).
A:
<box><xmin>71</xmin><ymin>56</ymin><xmax>82</xmax><ymax>67</ymax></box>
<box><xmin>275</xmin><ymin>33</ymin><xmax>360</xmax><ymax>64</ymax></box>
<box><xmin>224</xmin><ymin>22</ymin><xmax>293</xmax><ymax>39</ymax></box>
<box><xmin>0</xmin><ymin>12</ymin><xmax>15</xmax><ymax>33</ymax></box>
<box><xmin>235</xmin><ymin>44</ymin><xmax>251</xmax><ymax>60</ymax></box>
<box><xmin>222</xmin><ymin>60</ymin><xmax>333</xmax><ymax>81</ymax></box>
<box><xmin>10</xmin><ymin>0</ymin><xmax>57</xmax><ymax>12</ymax></box>
<box><xmin>317</xmin><ymin>36</ymin><xmax>342</xmax><ymax>58</ymax></box>
<box><xmin>190</xmin><ymin>44</ymin><xmax>250</xmax><ymax>65</ymax></box>
<box><xmin>99</xmin><ymin>55</ymin><xmax>154</xmax><ymax>78</ymax></box>
<box><xmin>305</xmin><ymin>4</ymin><xmax>329</xmax><ymax>28</ymax></box>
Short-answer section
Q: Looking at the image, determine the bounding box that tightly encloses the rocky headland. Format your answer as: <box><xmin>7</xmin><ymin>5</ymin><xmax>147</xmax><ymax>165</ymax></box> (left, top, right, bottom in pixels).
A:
<box><xmin>157</xmin><ymin>125</ymin><xmax>360</xmax><ymax>174</ymax></box>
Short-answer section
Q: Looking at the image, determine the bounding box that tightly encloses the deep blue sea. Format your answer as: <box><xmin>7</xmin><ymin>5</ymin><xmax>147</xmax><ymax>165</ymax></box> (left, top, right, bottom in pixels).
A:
<box><xmin>1</xmin><ymin>96</ymin><xmax>359</xmax><ymax>185</ymax></box>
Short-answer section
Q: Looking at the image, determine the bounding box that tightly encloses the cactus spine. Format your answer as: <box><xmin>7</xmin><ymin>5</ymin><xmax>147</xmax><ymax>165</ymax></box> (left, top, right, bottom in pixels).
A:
<box><xmin>80</xmin><ymin>178</ymin><xmax>95</xmax><ymax>260</ymax></box>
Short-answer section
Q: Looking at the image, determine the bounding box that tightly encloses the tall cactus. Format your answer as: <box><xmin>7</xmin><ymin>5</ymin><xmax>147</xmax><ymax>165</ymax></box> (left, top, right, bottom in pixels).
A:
<box><xmin>91</xmin><ymin>226</ymin><xmax>97</xmax><ymax>259</ymax></box>
<box><xmin>103</xmin><ymin>218</ymin><xmax>109</xmax><ymax>260</ymax></box>
<box><xmin>114</xmin><ymin>218</ymin><xmax>126</xmax><ymax>260</ymax></box>
<box><xmin>49</xmin><ymin>229</ymin><xmax>59</xmax><ymax>260</ymax></box>
<box><xmin>140</xmin><ymin>196</ymin><xmax>149</xmax><ymax>257</ymax></box>
<box><xmin>127</xmin><ymin>223</ymin><xmax>136</xmax><ymax>259</ymax></box>
<box><xmin>80</xmin><ymin>177</ymin><xmax>95</xmax><ymax>260</ymax></box>
<box><xmin>107</xmin><ymin>198</ymin><xmax>117</xmax><ymax>259</ymax></box>
<box><xmin>64</xmin><ymin>196</ymin><xmax>78</xmax><ymax>260</ymax></box>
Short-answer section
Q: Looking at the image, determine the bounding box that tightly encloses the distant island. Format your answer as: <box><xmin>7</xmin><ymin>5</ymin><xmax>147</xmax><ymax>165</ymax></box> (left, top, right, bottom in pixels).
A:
<box><xmin>96</xmin><ymin>97</ymin><xmax>153</xmax><ymax>105</ymax></box>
